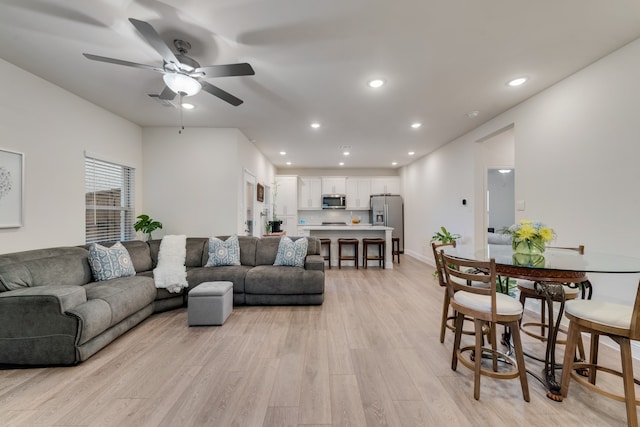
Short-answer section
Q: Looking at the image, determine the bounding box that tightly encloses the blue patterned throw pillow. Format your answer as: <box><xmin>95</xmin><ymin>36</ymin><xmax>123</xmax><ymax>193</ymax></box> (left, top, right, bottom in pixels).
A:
<box><xmin>88</xmin><ymin>242</ymin><xmax>136</xmax><ymax>282</ymax></box>
<box><xmin>274</xmin><ymin>236</ymin><xmax>308</xmax><ymax>267</ymax></box>
<box><xmin>206</xmin><ymin>235</ymin><xmax>241</xmax><ymax>266</ymax></box>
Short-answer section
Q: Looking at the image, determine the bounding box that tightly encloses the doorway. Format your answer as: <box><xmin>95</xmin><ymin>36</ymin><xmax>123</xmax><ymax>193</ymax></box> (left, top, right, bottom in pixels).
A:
<box><xmin>477</xmin><ymin>125</ymin><xmax>515</xmax><ymax>246</ymax></box>
<box><xmin>243</xmin><ymin>170</ymin><xmax>256</xmax><ymax>236</ymax></box>
<box><xmin>487</xmin><ymin>169</ymin><xmax>515</xmax><ymax>233</ymax></box>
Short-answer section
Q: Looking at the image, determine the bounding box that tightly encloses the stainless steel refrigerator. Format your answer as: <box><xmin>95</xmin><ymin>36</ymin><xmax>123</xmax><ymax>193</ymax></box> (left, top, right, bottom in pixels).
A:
<box><xmin>370</xmin><ymin>194</ymin><xmax>404</xmax><ymax>252</ymax></box>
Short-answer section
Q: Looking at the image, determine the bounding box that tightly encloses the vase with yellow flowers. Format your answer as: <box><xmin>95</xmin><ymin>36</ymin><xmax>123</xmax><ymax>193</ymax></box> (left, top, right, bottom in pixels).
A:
<box><xmin>505</xmin><ymin>220</ymin><xmax>555</xmax><ymax>255</ymax></box>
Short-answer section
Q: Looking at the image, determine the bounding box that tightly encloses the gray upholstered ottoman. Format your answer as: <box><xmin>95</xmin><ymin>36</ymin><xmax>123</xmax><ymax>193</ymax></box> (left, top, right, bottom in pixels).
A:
<box><xmin>188</xmin><ymin>281</ymin><xmax>233</xmax><ymax>326</ymax></box>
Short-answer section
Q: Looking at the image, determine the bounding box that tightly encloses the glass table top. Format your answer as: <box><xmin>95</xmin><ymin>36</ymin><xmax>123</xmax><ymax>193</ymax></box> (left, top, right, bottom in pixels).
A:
<box><xmin>442</xmin><ymin>244</ymin><xmax>640</xmax><ymax>274</ymax></box>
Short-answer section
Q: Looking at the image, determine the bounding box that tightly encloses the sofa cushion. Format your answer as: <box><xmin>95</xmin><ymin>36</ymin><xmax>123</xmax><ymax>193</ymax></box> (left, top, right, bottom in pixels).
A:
<box><xmin>118</xmin><ymin>240</ymin><xmax>153</xmax><ymax>272</ymax></box>
<box><xmin>0</xmin><ymin>247</ymin><xmax>92</xmax><ymax>291</ymax></box>
<box><xmin>213</xmin><ymin>236</ymin><xmax>258</xmax><ymax>267</ymax></box>
<box><xmin>274</xmin><ymin>236</ymin><xmax>308</xmax><ymax>267</ymax></box>
<box><xmin>245</xmin><ymin>266</ymin><xmax>324</xmax><ymax>295</ymax></box>
<box><xmin>187</xmin><ymin>265</ymin><xmax>252</xmax><ymax>294</ymax></box>
<box><xmin>206</xmin><ymin>235</ymin><xmax>241</xmax><ymax>266</ymax></box>
<box><xmin>149</xmin><ymin>238</ymin><xmax>209</xmax><ymax>268</ymax></box>
<box><xmin>83</xmin><ymin>276</ymin><xmax>156</xmax><ymax>326</ymax></box>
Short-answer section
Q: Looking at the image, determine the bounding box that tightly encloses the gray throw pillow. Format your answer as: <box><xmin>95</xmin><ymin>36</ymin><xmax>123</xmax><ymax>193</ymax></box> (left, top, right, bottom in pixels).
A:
<box><xmin>88</xmin><ymin>242</ymin><xmax>136</xmax><ymax>281</ymax></box>
<box><xmin>274</xmin><ymin>237</ymin><xmax>308</xmax><ymax>267</ymax></box>
<box><xmin>206</xmin><ymin>235</ymin><xmax>241</xmax><ymax>266</ymax></box>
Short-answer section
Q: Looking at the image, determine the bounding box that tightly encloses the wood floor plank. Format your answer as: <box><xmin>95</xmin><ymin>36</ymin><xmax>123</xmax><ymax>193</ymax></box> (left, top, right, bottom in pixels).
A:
<box><xmin>298</xmin><ymin>329</ymin><xmax>332</xmax><ymax>425</ymax></box>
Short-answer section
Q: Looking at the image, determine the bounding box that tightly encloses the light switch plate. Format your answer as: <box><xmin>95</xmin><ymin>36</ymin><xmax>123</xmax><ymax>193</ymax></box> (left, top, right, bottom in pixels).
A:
<box><xmin>516</xmin><ymin>200</ymin><xmax>526</xmax><ymax>211</ymax></box>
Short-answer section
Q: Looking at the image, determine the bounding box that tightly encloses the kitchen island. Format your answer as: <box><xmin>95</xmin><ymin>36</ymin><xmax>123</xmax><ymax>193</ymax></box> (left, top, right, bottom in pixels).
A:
<box><xmin>299</xmin><ymin>224</ymin><xmax>394</xmax><ymax>269</ymax></box>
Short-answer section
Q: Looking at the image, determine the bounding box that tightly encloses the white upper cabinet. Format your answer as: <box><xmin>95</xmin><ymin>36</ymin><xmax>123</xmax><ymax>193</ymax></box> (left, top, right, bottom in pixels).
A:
<box><xmin>321</xmin><ymin>177</ymin><xmax>347</xmax><ymax>194</ymax></box>
<box><xmin>298</xmin><ymin>176</ymin><xmax>322</xmax><ymax>210</ymax></box>
<box><xmin>370</xmin><ymin>176</ymin><xmax>400</xmax><ymax>195</ymax></box>
<box><xmin>275</xmin><ymin>175</ymin><xmax>298</xmax><ymax>217</ymax></box>
<box><xmin>346</xmin><ymin>178</ymin><xmax>372</xmax><ymax>210</ymax></box>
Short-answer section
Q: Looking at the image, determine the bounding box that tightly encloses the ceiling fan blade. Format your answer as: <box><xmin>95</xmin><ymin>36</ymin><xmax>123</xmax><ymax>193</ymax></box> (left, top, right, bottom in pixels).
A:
<box><xmin>201</xmin><ymin>81</ymin><xmax>243</xmax><ymax>106</ymax></box>
<box><xmin>159</xmin><ymin>86</ymin><xmax>176</xmax><ymax>100</ymax></box>
<box><xmin>83</xmin><ymin>53</ymin><xmax>165</xmax><ymax>73</ymax></box>
<box><xmin>194</xmin><ymin>63</ymin><xmax>255</xmax><ymax>78</ymax></box>
<box><xmin>128</xmin><ymin>18</ymin><xmax>180</xmax><ymax>66</ymax></box>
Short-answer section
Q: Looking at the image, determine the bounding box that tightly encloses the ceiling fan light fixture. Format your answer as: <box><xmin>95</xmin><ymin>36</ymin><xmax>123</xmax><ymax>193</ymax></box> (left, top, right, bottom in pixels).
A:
<box><xmin>163</xmin><ymin>73</ymin><xmax>201</xmax><ymax>96</ymax></box>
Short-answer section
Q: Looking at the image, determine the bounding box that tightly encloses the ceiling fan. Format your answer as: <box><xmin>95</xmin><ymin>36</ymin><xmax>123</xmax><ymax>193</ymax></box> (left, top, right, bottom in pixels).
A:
<box><xmin>83</xmin><ymin>18</ymin><xmax>254</xmax><ymax>106</ymax></box>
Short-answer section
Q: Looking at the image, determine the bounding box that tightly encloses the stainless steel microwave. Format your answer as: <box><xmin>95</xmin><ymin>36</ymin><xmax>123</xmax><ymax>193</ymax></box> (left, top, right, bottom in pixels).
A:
<box><xmin>322</xmin><ymin>194</ymin><xmax>346</xmax><ymax>209</ymax></box>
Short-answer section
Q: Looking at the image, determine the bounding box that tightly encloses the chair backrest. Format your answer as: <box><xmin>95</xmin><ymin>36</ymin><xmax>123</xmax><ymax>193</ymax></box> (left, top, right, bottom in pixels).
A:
<box><xmin>629</xmin><ymin>280</ymin><xmax>640</xmax><ymax>340</ymax></box>
<box><xmin>440</xmin><ymin>251</ymin><xmax>498</xmax><ymax>321</ymax></box>
<box><xmin>431</xmin><ymin>240</ymin><xmax>456</xmax><ymax>288</ymax></box>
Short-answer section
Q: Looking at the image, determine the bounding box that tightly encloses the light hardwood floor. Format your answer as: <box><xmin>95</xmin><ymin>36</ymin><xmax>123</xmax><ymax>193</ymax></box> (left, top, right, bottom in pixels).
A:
<box><xmin>1</xmin><ymin>256</ymin><xmax>637</xmax><ymax>426</ymax></box>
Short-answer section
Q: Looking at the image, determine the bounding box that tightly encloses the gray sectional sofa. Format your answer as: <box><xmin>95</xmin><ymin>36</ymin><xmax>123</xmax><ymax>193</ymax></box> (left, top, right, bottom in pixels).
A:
<box><xmin>0</xmin><ymin>236</ymin><xmax>324</xmax><ymax>366</ymax></box>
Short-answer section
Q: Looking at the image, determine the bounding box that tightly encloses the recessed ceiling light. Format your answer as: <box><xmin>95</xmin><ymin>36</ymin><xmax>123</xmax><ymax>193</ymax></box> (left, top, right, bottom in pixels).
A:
<box><xmin>368</xmin><ymin>79</ymin><xmax>385</xmax><ymax>88</ymax></box>
<box><xmin>181</xmin><ymin>103</ymin><xmax>195</xmax><ymax>110</ymax></box>
<box><xmin>343</xmin><ymin>151</ymin><xmax>350</xmax><ymax>156</ymax></box>
<box><xmin>467</xmin><ymin>110</ymin><xmax>479</xmax><ymax>118</ymax></box>
<box><xmin>280</xmin><ymin>151</ymin><xmax>286</xmax><ymax>155</ymax></box>
<box><xmin>310</xmin><ymin>122</ymin><xmax>321</xmax><ymax>129</ymax></box>
<box><xmin>339</xmin><ymin>162</ymin><xmax>345</xmax><ymax>166</ymax></box>
<box><xmin>507</xmin><ymin>77</ymin><xmax>527</xmax><ymax>87</ymax></box>
<box><xmin>392</xmin><ymin>162</ymin><xmax>398</xmax><ymax>166</ymax></box>
<box><xmin>286</xmin><ymin>161</ymin><xmax>292</xmax><ymax>165</ymax></box>
<box><xmin>411</xmin><ymin>123</ymin><xmax>422</xmax><ymax>129</ymax></box>
<box><xmin>498</xmin><ymin>169</ymin><xmax>512</xmax><ymax>174</ymax></box>
<box><xmin>408</xmin><ymin>151</ymin><xmax>415</xmax><ymax>156</ymax></box>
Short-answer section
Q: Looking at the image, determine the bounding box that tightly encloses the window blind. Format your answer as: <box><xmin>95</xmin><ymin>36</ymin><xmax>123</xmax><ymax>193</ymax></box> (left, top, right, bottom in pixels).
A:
<box><xmin>85</xmin><ymin>156</ymin><xmax>135</xmax><ymax>243</ymax></box>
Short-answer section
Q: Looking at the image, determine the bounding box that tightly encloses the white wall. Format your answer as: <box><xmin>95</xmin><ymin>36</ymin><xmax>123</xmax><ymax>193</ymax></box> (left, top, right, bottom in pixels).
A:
<box><xmin>402</xmin><ymin>37</ymin><xmax>640</xmax><ymax>305</ymax></box>
<box><xmin>401</xmin><ymin>137</ymin><xmax>477</xmax><ymax>262</ymax></box>
<box><xmin>0</xmin><ymin>59</ymin><xmax>142</xmax><ymax>254</ymax></box>
<box><xmin>142</xmin><ymin>127</ymin><xmax>276</xmax><ymax>238</ymax></box>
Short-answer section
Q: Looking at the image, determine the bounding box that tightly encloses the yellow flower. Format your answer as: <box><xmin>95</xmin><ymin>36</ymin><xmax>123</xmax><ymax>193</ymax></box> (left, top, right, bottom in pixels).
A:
<box><xmin>539</xmin><ymin>227</ymin><xmax>554</xmax><ymax>242</ymax></box>
<box><xmin>517</xmin><ymin>224</ymin><xmax>536</xmax><ymax>239</ymax></box>
<box><xmin>520</xmin><ymin>220</ymin><xmax>532</xmax><ymax>225</ymax></box>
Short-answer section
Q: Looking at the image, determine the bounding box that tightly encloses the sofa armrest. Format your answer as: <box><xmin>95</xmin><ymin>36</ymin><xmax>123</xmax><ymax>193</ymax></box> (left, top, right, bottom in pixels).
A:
<box><xmin>0</xmin><ymin>285</ymin><xmax>87</xmax><ymax>313</ymax></box>
<box><xmin>0</xmin><ymin>285</ymin><xmax>86</xmax><ymax>365</ymax></box>
<box><xmin>305</xmin><ymin>254</ymin><xmax>325</xmax><ymax>271</ymax></box>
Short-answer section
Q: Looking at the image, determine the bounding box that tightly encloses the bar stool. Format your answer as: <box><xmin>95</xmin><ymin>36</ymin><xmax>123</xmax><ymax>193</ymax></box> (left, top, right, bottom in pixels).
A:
<box><xmin>319</xmin><ymin>238</ymin><xmax>331</xmax><ymax>269</ymax></box>
<box><xmin>338</xmin><ymin>238</ymin><xmax>359</xmax><ymax>269</ymax></box>
<box><xmin>362</xmin><ymin>237</ymin><xmax>385</xmax><ymax>269</ymax></box>
<box><xmin>392</xmin><ymin>237</ymin><xmax>400</xmax><ymax>263</ymax></box>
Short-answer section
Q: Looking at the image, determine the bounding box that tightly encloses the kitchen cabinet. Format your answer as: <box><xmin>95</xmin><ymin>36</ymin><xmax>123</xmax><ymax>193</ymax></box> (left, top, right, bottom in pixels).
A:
<box><xmin>274</xmin><ymin>175</ymin><xmax>298</xmax><ymax>217</ymax></box>
<box><xmin>298</xmin><ymin>176</ymin><xmax>322</xmax><ymax>210</ymax></box>
<box><xmin>346</xmin><ymin>178</ymin><xmax>371</xmax><ymax>210</ymax></box>
<box><xmin>370</xmin><ymin>176</ymin><xmax>400</xmax><ymax>195</ymax></box>
<box><xmin>321</xmin><ymin>177</ymin><xmax>346</xmax><ymax>194</ymax></box>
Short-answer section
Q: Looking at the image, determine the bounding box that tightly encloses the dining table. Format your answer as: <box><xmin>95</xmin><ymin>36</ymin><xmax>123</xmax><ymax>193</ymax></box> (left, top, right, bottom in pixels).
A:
<box><xmin>442</xmin><ymin>243</ymin><xmax>640</xmax><ymax>401</ymax></box>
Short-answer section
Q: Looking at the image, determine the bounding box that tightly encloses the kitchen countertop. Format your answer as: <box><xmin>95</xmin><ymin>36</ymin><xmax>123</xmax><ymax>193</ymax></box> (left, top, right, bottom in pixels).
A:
<box><xmin>301</xmin><ymin>224</ymin><xmax>393</xmax><ymax>230</ymax></box>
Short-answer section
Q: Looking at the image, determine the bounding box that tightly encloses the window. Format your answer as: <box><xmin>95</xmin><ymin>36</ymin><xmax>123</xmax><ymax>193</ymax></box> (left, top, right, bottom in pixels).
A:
<box><xmin>85</xmin><ymin>156</ymin><xmax>135</xmax><ymax>243</ymax></box>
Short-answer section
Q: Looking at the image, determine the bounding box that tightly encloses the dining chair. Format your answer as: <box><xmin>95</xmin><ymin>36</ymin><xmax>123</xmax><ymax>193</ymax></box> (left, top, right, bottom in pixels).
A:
<box><xmin>432</xmin><ymin>240</ymin><xmax>458</xmax><ymax>343</ymax></box>
<box><xmin>560</xmin><ymin>278</ymin><xmax>640</xmax><ymax>427</ymax></box>
<box><xmin>433</xmin><ymin>241</ymin><xmax>493</xmax><ymax>343</ymax></box>
<box><xmin>441</xmin><ymin>251</ymin><xmax>529</xmax><ymax>401</ymax></box>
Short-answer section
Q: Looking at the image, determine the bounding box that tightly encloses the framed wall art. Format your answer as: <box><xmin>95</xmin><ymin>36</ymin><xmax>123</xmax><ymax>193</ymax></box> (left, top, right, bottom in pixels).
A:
<box><xmin>256</xmin><ymin>183</ymin><xmax>264</xmax><ymax>202</ymax></box>
<box><xmin>0</xmin><ymin>148</ymin><xmax>24</xmax><ymax>228</ymax></box>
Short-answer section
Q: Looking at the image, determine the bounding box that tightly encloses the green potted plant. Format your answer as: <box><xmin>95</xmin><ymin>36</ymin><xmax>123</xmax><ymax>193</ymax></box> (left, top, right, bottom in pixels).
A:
<box><xmin>431</xmin><ymin>226</ymin><xmax>460</xmax><ymax>278</ymax></box>
<box><xmin>431</xmin><ymin>226</ymin><xmax>461</xmax><ymax>244</ymax></box>
<box><xmin>134</xmin><ymin>214</ymin><xmax>163</xmax><ymax>241</ymax></box>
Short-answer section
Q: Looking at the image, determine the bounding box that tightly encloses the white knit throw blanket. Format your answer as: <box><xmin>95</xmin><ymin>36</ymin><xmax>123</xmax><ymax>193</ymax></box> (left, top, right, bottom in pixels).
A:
<box><xmin>153</xmin><ymin>234</ymin><xmax>188</xmax><ymax>293</ymax></box>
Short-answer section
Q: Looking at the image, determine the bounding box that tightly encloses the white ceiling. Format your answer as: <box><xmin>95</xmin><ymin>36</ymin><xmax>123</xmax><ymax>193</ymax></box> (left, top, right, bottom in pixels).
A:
<box><xmin>1</xmin><ymin>0</ymin><xmax>640</xmax><ymax>169</ymax></box>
